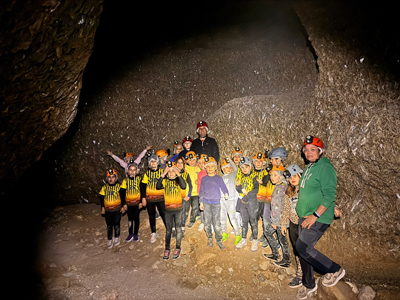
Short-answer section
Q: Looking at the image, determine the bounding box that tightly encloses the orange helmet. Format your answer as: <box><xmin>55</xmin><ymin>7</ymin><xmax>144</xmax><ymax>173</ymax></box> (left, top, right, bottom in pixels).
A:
<box><xmin>106</xmin><ymin>168</ymin><xmax>118</xmax><ymax>177</ymax></box>
<box><xmin>269</xmin><ymin>165</ymin><xmax>286</xmax><ymax>173</ymax></box>
<box><xmin>231</xmin><ymin>147</ymin><xmax>243</xmax><ymax>158</ymax></box>
<box><xmin>185</xmin><ymin>151</ymin><xmax>197</xmax><ymax>160</ymax></box>
<box><xmin>196</xmin><ymin>154</ymin><xmax>208</xmax><ymax>161</ymax></box>
<box><xmin>173</xmin><ymin>140</ymin><xmax>179</xmax><ymax>148</ymax></box>
<box><xmin>156</xmin><ymin>149</ymin><xmax>169</xmax><ymax>158</ymax></box>
<box><xmin>204</xmin><ymin>156</ymin><xmax>217</xmax><ymax>167</ymax></box>
<box><xmin>253</xmin><ymin>152</ymin><xmax>266</xmax><ymax>161</ymax></box>
<box><xmin>166</xmin><ymin>161</ymin><xmax>177</xmax><ymax>168</ymax></box>
<box><xmin>220</xmin><ymin>158</ymin><xmax>231</xmax><ymax>169</ymax></box>
<box><xmin>124</xmin><ymin>152</ymin><xmax>134</xmax><ymax>158</ymax></box>
<box><xmin>303</xmin><ymin>135</ymin><xmax>324</xmax><ymax>150</ymax></box>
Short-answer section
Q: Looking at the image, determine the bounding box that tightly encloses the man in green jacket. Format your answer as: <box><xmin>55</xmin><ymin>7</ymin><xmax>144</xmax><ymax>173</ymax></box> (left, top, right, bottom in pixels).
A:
<box><xmin>295</xmin><ymin>136</ymin><xmax>345</xmax><ymax>300</ymax></box>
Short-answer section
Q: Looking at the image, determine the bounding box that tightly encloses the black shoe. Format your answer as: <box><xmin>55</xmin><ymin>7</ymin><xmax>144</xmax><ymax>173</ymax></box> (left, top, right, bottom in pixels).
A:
<box><xmin>273</xmin><ymin>260</ymin><xmax>291</xmax><ymax>269</ymax></box>
<box><xmin>263</xmin><ymin>253</ymin><xmax>280</xmax><ymax>262</ymax></box>
<box><xmin>288</xmin><ymin>276</ymin><xmax>303</xmax><ymax>288</ymax></box>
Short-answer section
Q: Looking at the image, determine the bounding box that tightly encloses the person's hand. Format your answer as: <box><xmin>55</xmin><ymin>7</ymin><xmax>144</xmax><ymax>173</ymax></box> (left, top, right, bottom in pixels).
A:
<box><xmin>142</xmin><ymin>198</ymin><xmax>147</xmax><ymax>207</ymax></box>
<box><xmin>224</xmin><ymin>193</ymin><xmax>229</xmax><ymax>200</ymax></box>
<box><xmin>271</xmin><ymin>224</ymin><xmax>277</xmax><ymax>230</ymax></box>
<box><xmin>139</xmin><ymin>203</ymin><xmax>143</xmax><ymax>209</ymax></box>
<box><xmin>334</xmin><ymin>206</ymin><xmax>342</xmax><ymax>218</ymax></box>
<box><xmin>146</xmin><ymin>145</ymin><xmax>153</xmax><ymax>151</ymax></box>
<box><xmin>301</xmin><ymin>214</ymin><xmax>318</xmax><ymax>229</ymax></box>
<box><xmin>200</xmin><ymin>202</ymin><xmax>204</xmax><ymax>211</ymax></box>
<box><xmin>101</xmin><ymin>207</ymin><xmax>105</xmax><ymax>215</ymax></box>
<box><xmin>242</xmin><ymin>189</ymin><xmax>248</xmax><ymax>196</ymax></box>
<box><xmin>281</xmin><ymin>227</ymin><xmax>287</xmax><ymax>236</ymax></box>
<box><xmin>195</xmin><ymin>179</ymin><xmax>199</xmax><ymax>185</ymax></box>
<box><xmin>175</xmin><ymin>168</ymin><xmax>181</xmax><ymax>177</ymax></box>
<box><xmin>184</xmin><ymin>196</ymin><xmax>190</xmax><ymax>202</ymax></box>
<box><xmin>107</xmin><ymin>150</ymin><xmax>113</xmax><ymax>156</ymax></box>
<box><xmin>257</xmin><ymin>178</ymin><xmax>263</xmax><ymax>184</ymax></box>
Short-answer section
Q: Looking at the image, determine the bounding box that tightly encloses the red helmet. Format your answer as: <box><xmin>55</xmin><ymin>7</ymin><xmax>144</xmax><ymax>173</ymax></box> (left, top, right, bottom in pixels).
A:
<box><xmin>303</xmin><ymin>135</ymin><xmax>324</xmax><ymax>149</ymax></box>
<box><xmin>196</xmin><ymin>121</ymin><xmax>208</xmax><ymax>133</ymax></box>
<box><xmin>182</xmin><ymin>135</ymin><xmax>192</xmax><ymax>144</ymax></box>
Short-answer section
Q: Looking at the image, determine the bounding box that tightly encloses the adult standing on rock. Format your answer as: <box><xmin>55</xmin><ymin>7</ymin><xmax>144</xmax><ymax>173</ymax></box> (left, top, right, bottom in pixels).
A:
<box><xmin>190</xmin><ymin>121</ymin><xmax>220</xmax><ymax>163</ymax></box>
<box><xmin>295</xmin><ymin>135</ymin><xmax>345</xmax><ymax>300</ymax></box>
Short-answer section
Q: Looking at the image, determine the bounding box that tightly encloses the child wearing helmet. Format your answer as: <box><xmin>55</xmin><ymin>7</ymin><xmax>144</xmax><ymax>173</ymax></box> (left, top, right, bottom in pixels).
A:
<box><xmin>106</xmin><ymin>145</ymin><xmax>152</xmax><ymax>177</ymax></box>
<box><xmin>183</xmin><ymin>151</ymin><xmax>201</xmax><ymax>229</ymax></box>
<box><xmin>99</xmin><ymin>169</ymin><xmax>128</xmax><ymax>249</ymax></box>
<box><xmin>156</xmin><ymin>149</ymin><xmax>170</xmax><ymax>169</ymax></box>
<box><xmin>140</xmin><ymin>153</ymin><xmax>165</xmax><ymax>243</ymax></box>
<box><xmin>120</xmin><ymin>160</ymin><xmax>143</xmax><ymax>243</ymax></box>
<box><xmin>169</xmin><ymin>141</ymin><xmax>183</xmax><ymax>162</ymax></box>
<box><xmin>196</xmin><ymin>153</ymin><xmax>209</xmax><ymax>231</ymax></box>
<box><xmin>235</xmin><ymin>157</ymin><xmax>260</xmax><ymax>252</ymax></box>
<box><xmin>156</xmin><ymin>161</ymin><xmax>187</xmax><ymax>260</ymax></box>
<box><xmin>199</xmin><ymin>156</ymin><xmax>229</xmax><ymax>250</ymax></box>
<box><xmin>220</xmin><ymin>158</ymin><xmax>242</xmax><ymax>245</ymax></box>
<box><xmin>179</xmin><ymin>136</ymin><xmax>193</xmax><ymax>159</ymax></box>
<box><xmin>231</xmin><ymin>147</ymin><xmax>243</xmax><ymax>175</ymax></box>
<box><xmin>263</xmin><ymin>165</ymin><xmax>290</xmax><ymax>268</ymax></box>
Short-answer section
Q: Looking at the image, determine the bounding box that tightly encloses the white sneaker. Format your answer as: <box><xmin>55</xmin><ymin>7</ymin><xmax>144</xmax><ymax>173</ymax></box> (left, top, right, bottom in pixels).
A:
<box><xmin>150</xmin><ymin>232</ymin><xmax>158</xmax><ymax>243</ymax></box>
<box><xmin>251</xmin><ymin>239</ymin><xmax>258</xmax><ymax>252</ymax></box>
<box><xmin>198</xmin><ymin>223</ymin><xmax>204</xmax><ymax>231</ymax></box>
<box><xmin>113</xmin><ymin>237</ymin><xmax>120</xmax><ymax>247</ymax></box>
<box><xmin>236</xmin><ymin>238</ymin><xmax>247</xmax><ymax>249</ymax></box>
<box><xmin>107</xmin><ymin>239</ymin><xmax>113</xmax><ymax>249</ymax></box>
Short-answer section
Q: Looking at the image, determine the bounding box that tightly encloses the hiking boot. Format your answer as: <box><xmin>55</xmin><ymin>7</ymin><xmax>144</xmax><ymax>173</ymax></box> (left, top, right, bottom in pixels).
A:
<box><xmin>322</xmin><ymin>268</ymin><xmax>345</xmax><ymax>287</ymax></box>
<box><xmin>234</xmin><ymin>235</ymin><xmax>242</xmax><ymax>245</ymax></box>
<box><xmin>186</xmin><ymin>222</ymin><xmax>195</xmax><ymax>229</ymax></box>
<box><xmin>258</xmin><ymin>236</ymin><xmax>267</xmax><ymax>243</ymax></box>
<box><xmin>251</xmin><ymin>239</ymin><xmax>259</xmax><ymax>252</ymax></box>
<box><xmin>125</xmin><ymin>234</ymin><xmax>134</xmax><ymax>243</ymax></box>
<box><xmin>216</xmin><ymin>240</ymin><xmax>226</xmax><ymax>251</ymax></box>
<box><xmin>288</xmin><ymin>276</ymin><xmax>303</xmax><ymax>288</ymax></box>
<box><xmin>263</xmin><ymin>253</ymin><xmax>280</xmax><ymax>262</ymax></box>
<box><xmin>173</xmin><ymin>248</ymin><xmax>181</xmax><ymax>259</ymax></box>
<box><xmin>133</xmin><ymin>235</ymin><xmax>139</xmax><ymax>242</ymax></box>
<box><xmin>198</xmin><ymin>223</ymin><xmax>204</xmax><ymax>231</ymax></box>
<box><xmin>222</xmin><ymin>232</ymin><xmax>229</xmax><ymax>242</ymax></box>
<box><xmin>150</xmin><ymin>232</ymin><xmax>158</xmax><ymax>243</ymax></box>
<box><xmin>163</xmin><ymin>249</ymin><xmax>170</xmax><ymax>260</ymax></box>
<box><xmin>207</xmin><ymin>238</ymin><xmax>213</xmax><ymax>248</ymax></box>
<box><xmin>107</xmin><ymin>239</ymin><xmax>113</xmax><ymax>249</ymax></box>
<box><xmin>273</xmin><ymin>260</ymin><xmax>291</xmax><ymax>269</ymax></box>
<box><xmin>236</xmin><ymin>238</ymin><xmax>247</xmax><ymax>249</ymax></box>
<box><xmin>261</xmin><ymin>241</ymin><xmax>269</xmax><ymax>248</ymax></box>
<box><xmin>296</xmin><ymin>285</ymin><xmax>317</xmax><ymax>299</ymax></box>
<box><xmin>113</xmin><ymin>237</ymin><xmax>120</xmax><ymax>247</ymax></box>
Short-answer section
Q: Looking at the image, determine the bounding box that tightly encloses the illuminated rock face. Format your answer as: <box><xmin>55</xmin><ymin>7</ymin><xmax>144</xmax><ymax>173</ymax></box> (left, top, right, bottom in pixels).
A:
<box><xmin>0</xmin><ymin>0</ymin><xmax>103</xmax><ymax>180</ymax></box>
<box><xmin>1</xmin><ymin>0</ymin><xmax>399</xmax><ymax>272</ymax></box>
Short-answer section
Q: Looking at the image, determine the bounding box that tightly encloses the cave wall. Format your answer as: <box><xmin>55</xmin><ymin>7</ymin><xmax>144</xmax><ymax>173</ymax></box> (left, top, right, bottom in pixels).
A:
<box><xmin>0</xmin><ymin>0</ymin><xmax>103</xmax><ymax>182</ymax></box>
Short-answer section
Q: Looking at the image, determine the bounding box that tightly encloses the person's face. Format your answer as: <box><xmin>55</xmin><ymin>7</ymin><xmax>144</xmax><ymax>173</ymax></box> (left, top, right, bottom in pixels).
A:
<box><xmin>183</xmin><ymin>141</ymin><xmax>192</xmax><ymax>150</ymax></box>
<box><xmin>187</xmin><ymin>158</ymin><xmax>197</xmax><ymax>167</ymax></box>
<box><xmin>240</xmin><ymin>164</ymin><xmax>251</xmax><ymax>175</ymax></box>
<box><xmin>168</xmin><ymin>167</ymin><xmax>177</xmax><ymax>178</ymax></box>
<box><xmin>124</xmin><ymin>156</ymin><xmax>131</xmax><ymax>164</ymax></box>
<box><xmin>270</xmin><ymin>171</ymin><xmax>280</xmax><ymax>184</ymax></box>
<box><xmin>206</xmin><ymin>164</ymin><xmax>216</xmax><ymax>175</ymax></box>
<box><xmin>303</xmin><ymin>144</ymin><xmax>321</xmax><ymax>163</ymax></box>
<box><xmin>223</xmin><ymin>166</ymin><xmax>233</xmax><ymax>175</ymax></box>
<box><xmin>270</xmin><ymin>157</ymin><xmax>282</xmax><ymax>166</ymax></box>
<box><xmin>197</xmin><ymin>159</ymin><xmax>205</xmax><ymax>170</ymax></box>
<box><xmin>233</xmin><ymin>154</ymin><xmax>241</xmax><ymax>165</ymax></box>
<box><xmin>107</xmin><ymin>174</ymin><xmax>117</xmax><ymax>185</ymax></box>
<box><xmin>176</xmin><ymin>159</ymin><xmax>184</xmax><ymax>170</ymax></box>
<box><xmin>253</xmin><ymin>159</ymin><xmax>264</xmax><ymax>170</ymax></box>
<box><xmin>289</xmin><ymin>173</ymin><xmax>301</xmax><ymax>187</ymax></box>
<box><xmin>128</xmin><ymin>165</ymin><xmax>137</xmax><ymax>178</ymax></box>
<box><xmin>175</xmin><ymin>145</ymin><xmax>183</xmax><ymax>154</ymax></box>
<box><xmin>150</xmin><ymin>160</ymin><xmax>158</xmax><ymax>170</ymax></box>
<box><xmin>198</xmin><ymin>127</ymin><xmax>207</xmax><ymax>138</ymax></box>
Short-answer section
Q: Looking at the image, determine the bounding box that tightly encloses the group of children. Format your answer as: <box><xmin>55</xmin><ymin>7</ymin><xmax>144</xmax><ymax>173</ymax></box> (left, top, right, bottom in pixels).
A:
<box><xmin>99</xmin><ymin>136</ymin><xmax>310</xmax><ymax>284</ymax></box>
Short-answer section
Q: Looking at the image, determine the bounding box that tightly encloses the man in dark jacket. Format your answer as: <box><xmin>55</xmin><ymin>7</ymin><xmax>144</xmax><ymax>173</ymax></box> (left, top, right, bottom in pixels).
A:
<box><xmin>190</xmin><ymin>121</ymin><xmax>220</xmax><ymax>162</ymax></box>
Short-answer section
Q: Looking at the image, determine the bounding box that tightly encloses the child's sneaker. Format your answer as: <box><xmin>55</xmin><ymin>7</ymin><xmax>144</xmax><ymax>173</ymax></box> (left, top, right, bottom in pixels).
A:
<box><xmin>236</xmin><ymin>238</ymin><xmax>247</xmax><ymax>249</ymax></box>
<box><xmin>195</xmin><ymin>215</ymin><xmax>201</xmax><ymax>222</ymax></box>
<box><xmin>251</xmin><ymin>239</ymin><xmax>258</xmax><ymax>252</ymax></box>
<box><xmin>133</xmin><ymin>235</ymin><xmax>139</xmax><ymax>242</ymax></box>
<box><xmin>207</xmin><ymin>238</ymin><xmax>213</xmax><ymax>248</ymax></box>
<box><xmin>198</xmin><ymin>223</ymin><xmax>204</xmax><ymax>231</ymax></box>
<box><xmin>234</xmin><ymin>235</ymin><xmax>242</xmax><ymax>245</ymax></box>
<box><xmin>222</xmin><ymin>232</ymin><xmax>229</xmax><ymax>242</ymax></box>
<box><xmin>163</xmin><ymin>249</ymin><xmax>170</xmax><ymax>260</ymax></box>
<box><xmin>113</xmin><ymin>237</ymin><xmax>120</xmax><ymax>247</ymax></box>
<box><xmin>125</xmin><ymin>234</ymin><xmax>134</xmax><ymax>243</ymax></box>
<box><xmin>288</xmin><ymin>276</ymin><xmax>303</xmax><ymax>288</ymax></box>
<box><xmin>186</xmin><ymin>222</ymin><xmax>194</xmax><ymax>229</ymax></box>
<box><xmin>150</xmin><ymin>232</ymin><xmax>158</xmax><ymax>243</ymax></box>
<box><xmin>258</xmin><ymin>236</ymin><xmax>267</xmax><ymax>243</ymax></box>
<box><xmin>261</xmin><ymin>241</ymin><xmax>269</xmax><ymax>248</ymax></box>
<box><xmin>273</xmin><ymin>260</ymin><xmax>291</xmax><ymax>269</ymax></box>
<box><xmin>321</xmin><ymin>268</ymin><xmax>345</xmax><ymax>287</ymax></box>
<box><xmin>107</xmin><ymin>239</ymin><xmax>113</xmax><ymax>249</ymax></box>
<box><xmin>173</xmin><ymin>248</ymin><xmax>182</xmax><ymax>259</ymax></box>
<box><xmin>296</xmin><ymin>285</ymin><xmax>317</xmax><ymax>299</ymax></box>
<box><xmin>263</xmin><ymin>253</ymin><xmax>280</xmax><ymax>262</ymax></box>
<box><xmin>216</xmin><ymin>240</ymin><xmax>226</xmax><ymax>251</ymax></box>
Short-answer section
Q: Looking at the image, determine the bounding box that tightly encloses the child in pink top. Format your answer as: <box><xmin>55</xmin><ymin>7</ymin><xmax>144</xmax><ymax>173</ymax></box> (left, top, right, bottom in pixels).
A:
<box><xmin>107</xmin><ymin>145</ymin><xmax>152</xmax><ymax>176</ymax></box>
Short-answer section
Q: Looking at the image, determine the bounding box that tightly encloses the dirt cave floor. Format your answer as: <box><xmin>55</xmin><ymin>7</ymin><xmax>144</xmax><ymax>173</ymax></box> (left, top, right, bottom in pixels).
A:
<box><xmin>33</xmin><ymin>204</ymin><xmax>399</xmax><ymax>300</ymax></box>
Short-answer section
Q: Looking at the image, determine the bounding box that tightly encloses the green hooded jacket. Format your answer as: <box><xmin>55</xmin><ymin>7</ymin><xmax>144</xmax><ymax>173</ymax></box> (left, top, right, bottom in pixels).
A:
<box><xmin>296</xmin><ymin>157</ymin><xmax>337</xmax><ymax>224</ymax></box>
